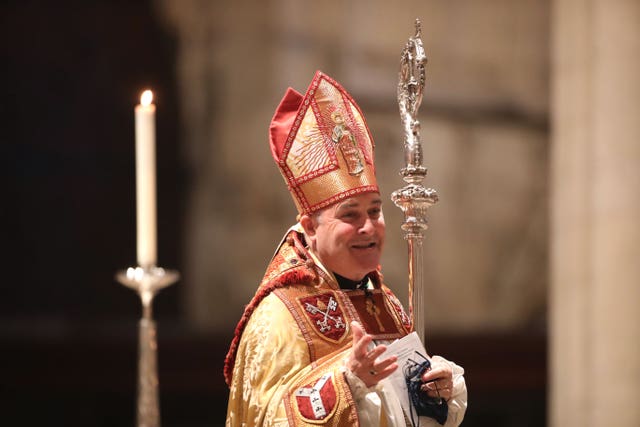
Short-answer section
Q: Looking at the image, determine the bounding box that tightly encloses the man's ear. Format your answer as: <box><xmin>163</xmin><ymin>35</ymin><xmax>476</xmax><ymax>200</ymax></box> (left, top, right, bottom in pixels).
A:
<box><xmin>300</xmin><ymin>214</ymin><xmax>316</xmax><ymax>238</ymax></box>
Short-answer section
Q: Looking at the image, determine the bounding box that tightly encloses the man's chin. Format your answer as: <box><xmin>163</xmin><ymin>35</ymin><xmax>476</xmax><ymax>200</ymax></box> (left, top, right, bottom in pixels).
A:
<box><xmin>352</xmin><ymin>256</ymin><xmax>381</xmax><ymax>275</ymax></box>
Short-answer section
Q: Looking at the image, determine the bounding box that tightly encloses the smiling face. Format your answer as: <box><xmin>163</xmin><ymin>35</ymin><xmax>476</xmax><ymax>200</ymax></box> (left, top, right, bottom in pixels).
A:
<box><xmin>300</xmin><ymin>192</ymin><xmax>386</xmax><ymax>281</ymax></box>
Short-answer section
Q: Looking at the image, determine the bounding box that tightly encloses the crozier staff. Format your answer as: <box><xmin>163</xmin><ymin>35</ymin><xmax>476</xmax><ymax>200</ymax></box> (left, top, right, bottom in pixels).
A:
<box><xmin>224</xmin><ymin>71</ymin><xmax>467</xmax><ymax>426</ymax></box>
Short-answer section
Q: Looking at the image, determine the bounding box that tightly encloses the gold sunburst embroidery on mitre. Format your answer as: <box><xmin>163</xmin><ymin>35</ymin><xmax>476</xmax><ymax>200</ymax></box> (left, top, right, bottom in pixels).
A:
<box><xmin>292</xmin><ymin>125</ymin><xmax>332</xmax><ymax>176</ymax></box>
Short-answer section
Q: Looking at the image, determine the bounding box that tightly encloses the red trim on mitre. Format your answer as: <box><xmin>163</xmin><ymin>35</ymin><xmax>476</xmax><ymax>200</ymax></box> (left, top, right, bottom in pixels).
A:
<box><xmin>321</xmin><ymin>73</ymin><xmax>376</xmax><ymax>161</ymax></box>
<box><xmin>307</xmin><ymin>185</ymin><xmax>379</xmax><ymax>213</ymax></box>
<box><xmin>285</xmin><ymin>71</ymin><xmax>376</xmax><ymax>179</ymax></box>
<box><xmin>277</xmin><ymin>70</ymin><xmax>325</xmax><ymax>167</ymax></box>
<box><xmin>270</xmin><ymin>87</ymin><xmax>303</xmax><ymax>162</ymax></box>
<box><xmin>268</xmin><ymin>71</ymin><xmax>379</xmax><ymax>216</ymax></box>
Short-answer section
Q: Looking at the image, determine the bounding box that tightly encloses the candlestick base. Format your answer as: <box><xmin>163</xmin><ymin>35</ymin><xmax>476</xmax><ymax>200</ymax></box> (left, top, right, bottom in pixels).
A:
<box><xmin>115</xmin><ymin>265</ymin><xmax>179</xmax><ymax>427</ymax></box>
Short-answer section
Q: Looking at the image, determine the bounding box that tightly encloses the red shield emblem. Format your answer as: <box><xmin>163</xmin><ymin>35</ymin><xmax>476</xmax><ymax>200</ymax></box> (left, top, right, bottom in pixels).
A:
<box><xmin>294</xmin><ymin>373</ymin><xmax>337</xmax><ymax>421</ymax></box>
<box><xmin>299</xmin><ymin>293</ymin><xmax>347</xmax><ymax>342</ymax></box>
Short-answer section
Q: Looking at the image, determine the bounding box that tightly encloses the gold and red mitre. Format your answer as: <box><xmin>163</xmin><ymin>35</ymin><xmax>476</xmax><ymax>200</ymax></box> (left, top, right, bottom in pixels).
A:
<box><xmin>269</xmin><ymin>71</ymin><xmax>379</xmax><ymax>215</ymax></box>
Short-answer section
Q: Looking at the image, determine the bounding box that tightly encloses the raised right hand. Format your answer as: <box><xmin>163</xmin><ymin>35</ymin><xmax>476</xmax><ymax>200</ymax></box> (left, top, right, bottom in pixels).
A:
<box><xmin>345</xmin><ymin>321</ymin><xmax>398</xmax><ymax>387</ymax></box>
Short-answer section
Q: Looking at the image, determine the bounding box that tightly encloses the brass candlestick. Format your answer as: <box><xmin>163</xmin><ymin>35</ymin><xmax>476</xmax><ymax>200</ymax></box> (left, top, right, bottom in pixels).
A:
<box><xmin>116</xmin><ymin>266</ymin><xmax>179</xmax><ymax>427</ymax></box>
<box><xmin>391</xmin><ymin>19</ymin><xmax>438</xmax><ymax>341</ymax></box>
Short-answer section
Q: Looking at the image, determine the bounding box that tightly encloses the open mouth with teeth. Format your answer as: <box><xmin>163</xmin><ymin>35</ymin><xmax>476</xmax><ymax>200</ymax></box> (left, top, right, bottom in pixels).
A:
<box><xmin>351</xmin><ymin>242</ymin><xmax>377</xmax><ymax>249</ymax></box>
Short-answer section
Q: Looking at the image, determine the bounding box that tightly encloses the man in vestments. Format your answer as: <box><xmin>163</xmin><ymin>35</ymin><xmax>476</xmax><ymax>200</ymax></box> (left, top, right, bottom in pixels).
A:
<box><xmin>224</xmin><ymin>71</ymin><xmax>467</xmax><ymax>426</ymax></box>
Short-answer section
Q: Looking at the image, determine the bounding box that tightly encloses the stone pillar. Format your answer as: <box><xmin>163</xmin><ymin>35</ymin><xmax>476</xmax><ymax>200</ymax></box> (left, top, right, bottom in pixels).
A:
<box><xmin>551</xmin><ymin>0</ymin><xmax>640</xmax><ymax>426</ymax></box>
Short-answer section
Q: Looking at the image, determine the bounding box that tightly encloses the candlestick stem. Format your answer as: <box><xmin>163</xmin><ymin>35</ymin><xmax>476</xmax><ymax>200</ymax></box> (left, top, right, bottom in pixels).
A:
<box><xmin>137</xmin><ymin>316</ymin><xmax>159</xmax><ymax>427</ymax></box>
<box><xmin>116</xmin><ymin>266</ymin><xmax>179</xmax><ymax>427</ymax></box>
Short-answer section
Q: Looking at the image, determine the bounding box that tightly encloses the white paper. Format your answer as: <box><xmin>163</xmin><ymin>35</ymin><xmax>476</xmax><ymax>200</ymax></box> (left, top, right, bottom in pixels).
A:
<box><xmin>380</xmin><ymin>332</ymin><xmax>432</xmax><ymax>426</ymax></box>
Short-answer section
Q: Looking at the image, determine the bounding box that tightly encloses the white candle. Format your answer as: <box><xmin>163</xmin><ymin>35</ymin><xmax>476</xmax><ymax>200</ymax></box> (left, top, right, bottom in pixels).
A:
<box><xmin>135</xmin><ymin>89</ymin><xmax>157</xmax><ymax>268</ymax></box>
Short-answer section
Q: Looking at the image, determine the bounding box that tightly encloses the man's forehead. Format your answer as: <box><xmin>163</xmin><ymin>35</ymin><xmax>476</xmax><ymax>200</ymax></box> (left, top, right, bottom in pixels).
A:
<box><xmin>335</xmin><ymin>194</ymin><xmax>382</xmax><ymax>209</ymax></box>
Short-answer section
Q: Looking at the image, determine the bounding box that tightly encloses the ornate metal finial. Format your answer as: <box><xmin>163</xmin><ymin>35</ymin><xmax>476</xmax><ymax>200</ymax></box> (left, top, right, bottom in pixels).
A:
<box><xmin>392</xmin><ymin>20</ymin><xmax>438</xmax><ymax>341</ymax></box>
<box><xmin>397</xmin><ymin>18</ymin><xmax>428</xmax><ymax>182</ymax></box>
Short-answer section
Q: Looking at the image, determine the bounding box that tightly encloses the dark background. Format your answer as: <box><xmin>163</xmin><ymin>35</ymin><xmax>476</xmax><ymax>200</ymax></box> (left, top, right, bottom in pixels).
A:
<box><xmin>1</xmin><ymin>1</ymin><xmax>545</xmax><ymax>425</ymax></box>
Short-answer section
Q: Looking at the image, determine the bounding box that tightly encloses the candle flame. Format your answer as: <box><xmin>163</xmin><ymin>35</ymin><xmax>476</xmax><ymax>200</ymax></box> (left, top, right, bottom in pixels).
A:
<box><xmin>140</xmin><ymin>90</ymin><xmax>153</xmax><ymax>106</ymax></box>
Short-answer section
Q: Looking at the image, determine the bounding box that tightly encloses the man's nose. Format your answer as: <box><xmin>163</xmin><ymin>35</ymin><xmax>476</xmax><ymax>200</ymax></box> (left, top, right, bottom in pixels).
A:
<box><xmin>359</xmin><ymin>217</ymin><xmax>375</xmax><ymax>234</ymax></box>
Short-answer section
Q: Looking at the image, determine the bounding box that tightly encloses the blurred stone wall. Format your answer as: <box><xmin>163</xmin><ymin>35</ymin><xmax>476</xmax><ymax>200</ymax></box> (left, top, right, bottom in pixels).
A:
<box><xmin>157</xmin><ymin>0</ymin><xmax>549</xmax><ymax>333</ymax></box>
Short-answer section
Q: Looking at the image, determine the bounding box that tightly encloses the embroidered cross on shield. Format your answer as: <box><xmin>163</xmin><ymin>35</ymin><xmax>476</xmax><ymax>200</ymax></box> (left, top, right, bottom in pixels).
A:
<box><xmin>299</xmin><ymin>292</ymin><xmax>347</xmax><ymax>342</ymax></box>
<box><xmin>294</xmin><ymin>373</ymin><xmax>337</xmax><ymax>421</ymax></box>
